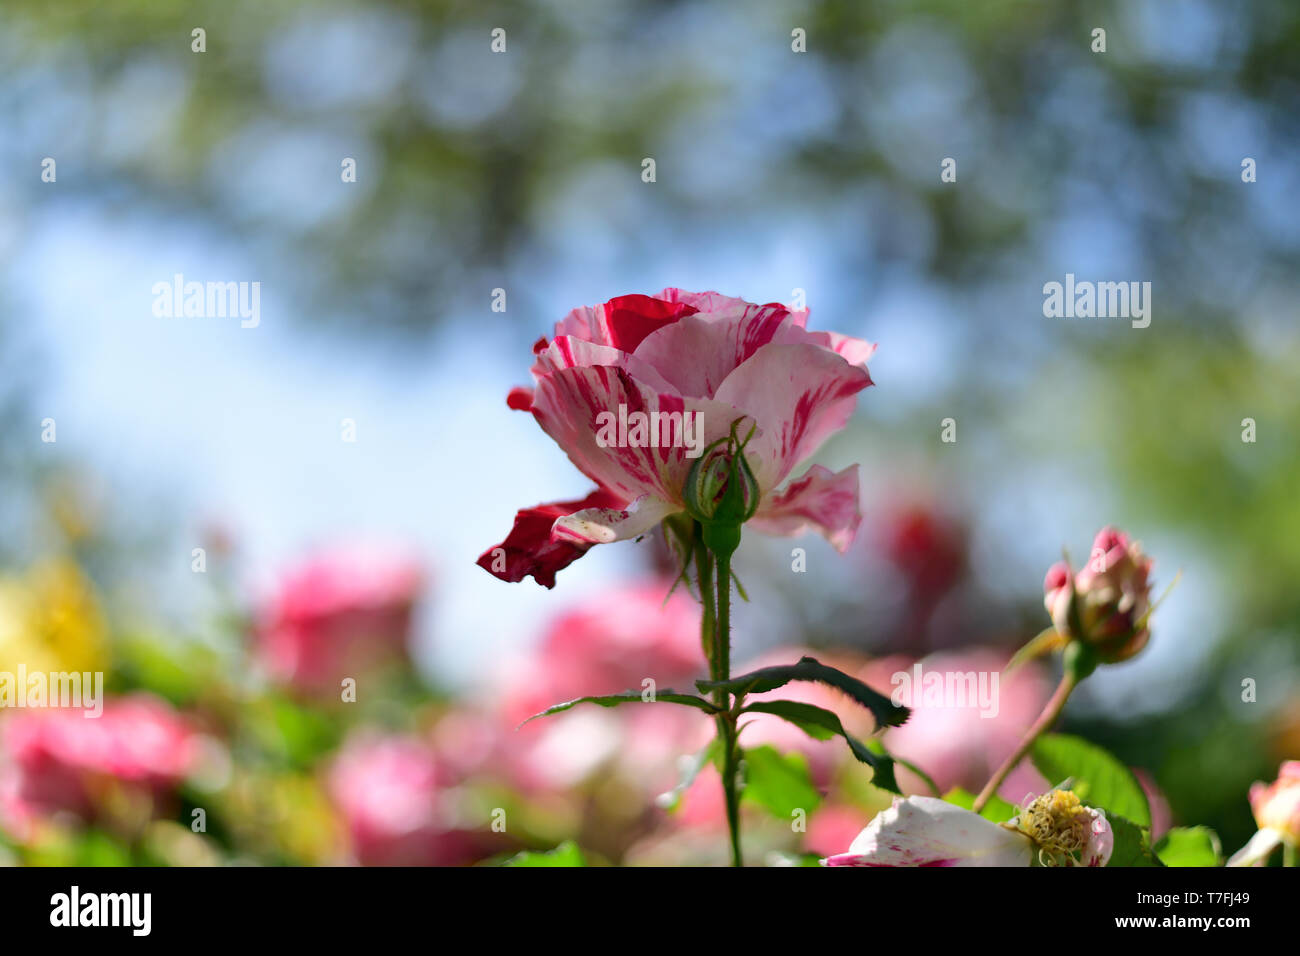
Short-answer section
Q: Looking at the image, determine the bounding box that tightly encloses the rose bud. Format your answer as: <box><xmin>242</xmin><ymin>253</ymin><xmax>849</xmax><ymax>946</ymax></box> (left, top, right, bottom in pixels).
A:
<box><xmin>1037</xmin><ymin>528</ymin><xmax>1155</xmax><ymax>670</ymax></box>
<box><xmin>683</xmin><ymin>422</ymin><xmax>761</xmax><ymax>560</ymax></box>
<box><xmin>1042</xmin><ymin>560</ymin><xmax>1074</xmax><ymax>637</ymax></box>
<box><xmin>1070</xmin><ymin>527</ymin><xmax>1154</xmax><ymax>663</ymax></box>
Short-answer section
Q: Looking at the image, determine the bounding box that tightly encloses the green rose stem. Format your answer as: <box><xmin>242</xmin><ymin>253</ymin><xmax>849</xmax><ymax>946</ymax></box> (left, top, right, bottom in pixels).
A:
<box><xmin>973</xmin><ymin>642</ymin><xmax>1095</xmax><ymax>814</ymax></box>
<box><xmin>682</xmin><ymin>422</ymin><xmax>759</xmax><ymax>866</ymax></box>
<box><xmin>693</xmin><ymin>525</ymin><xmax>743</xmax><ymax>867</ymax></box>
<box><xmin>694</xmin><ymin>531</ymin><xmax>717</xmax><ymax>674</ymax></box>
<box><xmin>714</xmin><ymin>548</ymin><xmax>743</xmax><ymax>868</ymax></box>
<box><xmin>683</xmin><ymin>421</ymin><xmax>759</xmax><ymax>866</ymax></box>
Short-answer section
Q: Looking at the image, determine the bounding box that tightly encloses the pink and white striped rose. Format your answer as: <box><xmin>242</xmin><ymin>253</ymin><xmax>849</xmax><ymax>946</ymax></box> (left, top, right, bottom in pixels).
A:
<box><xmin>479</xmin><ymin>289</ymin><xmax>874</xmax><ymax>587</ymax></box>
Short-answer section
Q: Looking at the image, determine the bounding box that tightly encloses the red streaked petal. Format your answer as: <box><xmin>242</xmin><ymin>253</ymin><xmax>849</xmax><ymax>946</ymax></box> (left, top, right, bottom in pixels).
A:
<box><xmin>751</xmin><ymin>464</ymin><xmax>862</xmax><ymax>552</ymax></box>
<box><xmin>476</xmin><ymin>488</ymin><xmax>624</xmax><ymax>588</ymax></box>
<box><xmin>601</xmin><ymin>294</ymin><xmax>699</xmax><ymax>352</ymax></box>
<box><xmin>530</xmin><ymin>364</ymin><xmax>748</xmax><ymax>505</ymax></box>
<box><xmin>632</xmin><ymin>302</ymin><xmax>795</xmax><ymax>398</ymax></box>
<box><xmin>506</xmin><ymin>386</ymin><xmax>534</xmax><ymax>411</ymax></box>
<box><xmin>713</xmin><ymin>342</ymin><xmax>872</xmax><ymax>489</ymax></box>
<box><xmin>552</xmin><ymin>494</ymin><xmax>678</xmax><ymax>545</ymax></box>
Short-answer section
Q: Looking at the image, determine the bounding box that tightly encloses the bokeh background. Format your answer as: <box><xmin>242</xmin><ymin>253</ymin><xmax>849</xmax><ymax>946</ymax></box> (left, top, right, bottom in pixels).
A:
<box><xmin>1</xmin><ymin>0</ymin><xmax>1297</xmax><ymax>865</ymax></box>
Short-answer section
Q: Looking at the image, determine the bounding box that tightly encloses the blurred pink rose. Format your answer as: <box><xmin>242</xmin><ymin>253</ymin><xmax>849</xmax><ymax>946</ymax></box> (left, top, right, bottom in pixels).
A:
<box><xmin>0</xmin><ymin>695</ymin><xmax>198</xmax><ymax>837</ymax></box>
<box><xmin>878</xmin><ymin>500</ymin><xmax>967</xmax><ymax>604</ymax></box>
<box><xmin>804</xmin><ymin>803</ymin><xmax>874</xmax><ymax>858</ymax></box>
<box><xmin>863</xmin><ymin>649</ymin><xmax>1053</xmax><ymax>801</ymax></box>
<box><xmin>1045</xmin><ymin>526</ymin><xmax>1154</xmax><ymax>663</ymax></box>
<box><xmin>499</xmin><ymin>581</ymin><xmax>710</xmax><ymax>794</ymax></box>
<box><xmin>1228</xmin><ymin>760</ymin><xmax>1300</xmax><ymax>866</ymax></box>
<box><xmin>258</xmin><ymin>545</ymin><xmax>424</xmax><ymax>694</ymax></box>
<box><xmin>328</xmin><ymin>732</ymin><xmax>488</xmax><ymax>866</ymax></box>
<box><xmin>1250</xmin><ymin>761</ymin><xmax>1300</xmax><ymax>841</ymax></box>
<box><xmin>501</xmin><ymin>580</ymin><xmax>704</xmax><ymax>725</ymax></box>
<box><xmin>1134</xmin><ymin>768</ymin><xmax>1172</xmax><ymax>841</ymax></box>
<box><xmin>480</xmin><ymin>289</ymin><xmax>875</xmax><ymax>587</ymax></box>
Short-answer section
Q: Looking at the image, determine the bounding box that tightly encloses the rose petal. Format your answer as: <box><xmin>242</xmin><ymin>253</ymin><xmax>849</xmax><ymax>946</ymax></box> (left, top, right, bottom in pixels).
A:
<box><xmin>1083</xmin><ymin>808</ymin><xmax>1114</xmax><ymax>866</ymax></box>
<box><xmin>506</xmin><ymin>386</ymin><xmax>534</xmax><ymax>411</ymax></box>
<box><xmin>631</xmin><ymin>303</ymin><xmax>796</xmax><ymax>398</ymax></box>
<box><xmin>822</xmin><ymin>796</ymin><xmax>1033</xmax><ymax>867</ymax></box>
<box><xmin>712</xmin><ymin>342</ymin><xmax>873</xmax><ymax>489</ymax></box>
<box><xmin>531</xmin><ymin>336</ymin><xmax>679</xmax><ymax>394</ymax></box>
<box><xmin>1227</xmin><ymin>827</ymin><xmax>1284</xmax><ymax>867</ymax></box>
<box><xmin>792</xmin><ymin>329</ymin><xmax>877</xmax><ymax>368</ymax></box>
<box><xmin>655</xmin><ymin>288</ymin><xmax>764</xmax><ymax>315</ymax></box>
<box><xmin>553</xmin><ymin>493</ymin><xmax>679</xmax><ymax>545</ymax></box>
<box><xmin>530</xmin><ymin>365</ymin><xmax>748</xmax><ymax>504</ymax></box>
<box><xmin>551</xmin><ymin>294</ymin><xmax>698</xmax><ymax>353</ymax></box>
<box><xmin>750</xmin><ymin>464</ymin><xmax>862</xmax><ymax>552</ymax></box>
<box><xmin>602</xmin><ymin>294</ymin><xmax>699</xmax><ymax>352</ymax></box>
<box><xmin>477</xmin><ymin>488</ymin><xmax>624</xmax><ymax>588</ymax></box>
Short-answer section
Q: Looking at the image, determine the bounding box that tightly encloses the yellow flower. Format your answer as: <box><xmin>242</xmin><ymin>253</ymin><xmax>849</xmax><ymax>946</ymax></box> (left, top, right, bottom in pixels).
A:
<box><xmin>0</xmin><ymin>559</ymin><xmax>109</xmax><ymax>676</ymax></box>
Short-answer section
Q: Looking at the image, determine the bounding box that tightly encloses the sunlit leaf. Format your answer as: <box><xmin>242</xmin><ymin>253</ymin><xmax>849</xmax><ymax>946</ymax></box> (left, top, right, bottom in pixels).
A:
<box><xmin>1155</xmin><ymin>826</ymin><xmax>1222</xmax><ymax>867</ymax></box>
<box><xmin>741</xmin><ymin>745</ymin><xmax>821</xmax><ymax>819</ymax></box>
<box><xmin>1031</xmin><ymin>733</ymin><xmax>1151</xmax><ymax>828</ymax></box>
<box><xmin>698</xmin><ymin>656</ymin><xmax>908</xmax><ymax>729</ymax></box>
<box><xmin>504</xmin><ymin>841</ymin><xmax>587</xmax><ymax>867</ymax></box>
<box><xmin>943</xmin><ymin>786</ymin><xmax>1017</xmax><ymax>823</ymax></box>
<box><xmin>1005</xmin><ymin>626</ymin><xmax>1066</xmax><ymax>675</ymax></box>
<box><xmin>741</xmin><ymin>699</ymin><xmax>902</xmax><ymax>793</ymax></box>
<box><xmin>1107</xmin><ymin>814</ymin><xmax>1163</xmax><ymax>868</ymax></box>
<box><xmin>519</xmin><ymin>690</ymin><xmax>717</xmax><ymax>728</ymax></box>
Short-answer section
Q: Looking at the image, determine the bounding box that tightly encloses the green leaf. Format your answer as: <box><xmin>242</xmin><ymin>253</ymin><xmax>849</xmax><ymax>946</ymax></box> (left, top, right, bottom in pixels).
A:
<box><xmin>741</xmin><ymin>699</ymin><xmax>902</xmax><ymax>793</ymax></box>
<box><xmin>656</xmin><ymin>739</ymin><xmax>722</xmax><ymax>812</ymax></box>
<box><xmin>1031</xmin><ymin>733</ymin><xmax>1151</xmax><ymax>828</ymax></box>
<box><xmin>1005</xmin><ymin>626</ymin><xmax>1066</xmax><ymax>674</ymax></box>
<box><xmin>1107</xmin><ymin>814</ymin><xmax>1164</xmax><ymax>867</ymax></box>
<box><xmin>741</xmin><ymin>745</ymin><xmax>821</xmax><ymax>819</ymax></box>
<box><xmin>697</xmin><ymin>656</ymin><xmax>909</xmax><ymax>729</ymax></box>
<box><xmin>504</xmin><ymin>841</ymin><xmax>587</xmax><ymax>867</ymax></box>
<box><xmin>766</xmin><ymin>851</ymin><xmax>825</xmax><ymax>867</ymax></box>
<box><xmin>1155</xmin><ymin>827</ymin><xmax>1222</xmax><ymax>867</ymax></box>
<box><xmin>871</xmin><ymin>740</ymin><xmax>937</xmax><ymax>797</ymax></box>
<box><xmin>248</xmin><ymin>696</ymin><xmax>341</xmax><ymax>768</ymax></box>
<box><xmin>518</xmin><ymin>689</ymin><xmax>717</xmax><ymax>727</ymax></box>
<box><xmin>111</xmin><ymin>632</ymin><xmax>220</xmax><ymax>705</ymax></box>
<box><xmin>943</xmin><ymin>787</ymin><xmax>1018</xmax><ymax>823</ymax></box>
